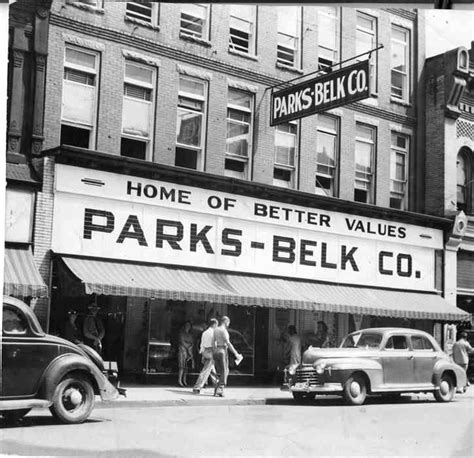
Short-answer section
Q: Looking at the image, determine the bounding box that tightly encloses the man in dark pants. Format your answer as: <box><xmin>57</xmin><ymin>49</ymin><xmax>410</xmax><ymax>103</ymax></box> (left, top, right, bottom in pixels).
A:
<box><xmin>213</xmin><ymin>316</ymin><xmax>242</xmax><ymax>397</ymax></box>
<box><xmin>193</xmin><ymin>318</ymin><xmax>218</xmax><ymax>394</ymax></box>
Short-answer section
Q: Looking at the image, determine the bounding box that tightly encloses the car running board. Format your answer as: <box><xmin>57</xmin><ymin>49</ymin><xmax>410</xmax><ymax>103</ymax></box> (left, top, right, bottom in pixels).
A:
<box><xmin>0</xmin><ymin>399</ymin><xmax>50</xmax><ymax>411</ymax></box>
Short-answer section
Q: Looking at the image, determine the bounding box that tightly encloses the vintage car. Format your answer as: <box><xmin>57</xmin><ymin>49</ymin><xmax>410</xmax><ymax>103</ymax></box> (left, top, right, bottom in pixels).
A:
<box><xmin>1</xmin><ymin>296</ymin><xmax>120</xmax><ymax>424</ymax></box>
<box><xmin>283</xmin><ymin>327</ymin><xmax>467</xmax><ymax>405</ymax></box>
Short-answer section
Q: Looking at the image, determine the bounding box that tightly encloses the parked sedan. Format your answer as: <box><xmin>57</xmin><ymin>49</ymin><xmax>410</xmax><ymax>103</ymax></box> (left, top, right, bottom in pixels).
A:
<box><xmin>1</xmin><ymin>296</ymin><xmax>120</xmax><ymax>424</ymax></box>
<box><xmin>283</xmin><ymin>327</ymin><xmax>467</xmax><ymax>405</ymax></box>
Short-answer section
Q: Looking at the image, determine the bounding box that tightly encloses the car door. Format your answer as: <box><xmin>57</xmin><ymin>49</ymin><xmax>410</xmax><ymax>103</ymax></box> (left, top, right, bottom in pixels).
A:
<box><xmin>381</xmin><ymin>334</ymin><xmax>416</xmax><ymax>386</ymax></box>
<box><xmin>2</xmin><ymin>304</ymin><xmax>58</xmax><ymax>398</ymax></box>
<box><xmin>411</xmin><ymin>335</ymin><xmax>437</xmax><ymax>385</ymax></box>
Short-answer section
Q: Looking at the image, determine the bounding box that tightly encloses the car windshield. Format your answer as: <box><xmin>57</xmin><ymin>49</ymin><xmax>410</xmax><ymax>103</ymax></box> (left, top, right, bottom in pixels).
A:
<box><xmin>341</xmin><ymin>332</ymin><xmax>383</xmax><ymax>349</ymax></box>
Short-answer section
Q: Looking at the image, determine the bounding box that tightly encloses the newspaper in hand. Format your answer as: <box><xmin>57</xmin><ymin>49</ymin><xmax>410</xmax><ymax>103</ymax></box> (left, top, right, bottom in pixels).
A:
<box><xmin>235</xmin><ymin>353</ymin><xmax>243</xmax><ymax>366</ymax></box>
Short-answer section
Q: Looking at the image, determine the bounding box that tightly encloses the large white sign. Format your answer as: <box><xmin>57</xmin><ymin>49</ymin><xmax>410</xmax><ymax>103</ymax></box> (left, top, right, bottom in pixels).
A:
<box><xmin>52</xmin><ymin>164</ymin><xmax>444</xmax><ymax>292</ymax></box>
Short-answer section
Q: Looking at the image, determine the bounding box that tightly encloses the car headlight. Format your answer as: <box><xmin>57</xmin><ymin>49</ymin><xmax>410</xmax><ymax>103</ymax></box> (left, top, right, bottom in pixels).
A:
<box><xmin>287</xmin><ymin>364</ymin><xmax>298</xmax><ymax>376</ymax></box>
<box><xmin>315</xmin><ymin>362</ymin><xmax>326</xmax><ymax>374</ymax></box>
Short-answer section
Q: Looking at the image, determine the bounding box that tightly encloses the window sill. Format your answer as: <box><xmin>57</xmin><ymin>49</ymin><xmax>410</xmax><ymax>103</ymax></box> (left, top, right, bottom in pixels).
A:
<box><xmin>228</xmin><ymin>49</ymin><xmax>259</xmax><ymax>62</ymax></box>
<box><xmin>275</xmin><ymin>62</ymin><xmax>303</xmax><ymax>75</ymax></box>
<box><xmin>179</xmin><ymin>32</ymin><xmax>212</xmax><ymax>48</ymax></box>
<box><xmin>124</xmin><ymin>16</ymin><xmax>160</xmax><ymax>31</ymax></box>
<box><xmin>390</xmin><ymin>96</ymin><xmax>412</xmax><ymax>107</ymax></box>
<box><xmin>274</xmin><ymin>163</ymin><xmax>295</xmax><ymax>171</ymax></box>
<box><xmin>66</xmin><ymin>0</ymin><xmax>104</xmax><ymax>15</ymax></box>
<box><xmin>225</xmin><ymin>153</ymin><xmax>249</xmax><ymax>162</ymax></box>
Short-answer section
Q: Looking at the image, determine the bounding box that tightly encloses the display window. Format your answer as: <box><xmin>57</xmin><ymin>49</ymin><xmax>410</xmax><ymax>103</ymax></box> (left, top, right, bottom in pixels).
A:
<box><xmin>146</xmin><ymin>300</ymin><xmax>255</xmax><ymax>375</ymax></box>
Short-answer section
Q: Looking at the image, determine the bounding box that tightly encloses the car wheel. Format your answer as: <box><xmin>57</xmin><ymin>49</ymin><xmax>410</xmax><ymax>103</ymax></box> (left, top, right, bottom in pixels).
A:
<box><xmin>50</xmin><ymin>374</ymin><xmax>95</xmax><ymax>424</ymax></box>
<box><xmin>343</xmin><ymin>374</ymin><xmax>367</xmax><ymax>406</ymax></box>
<box><xmin>1</xmin><ymin>409</ymin><xmax>31</xmax><ymax>424</ymax></box>
<box><xmin>434</xmin><ymin>373</ymin><xmax>455</xmax><ymax>402</ymax></box>
<box><xmin>292</xmin><ymin>392</ymin><xmax>315</xmax><ymax>403</ymax></box>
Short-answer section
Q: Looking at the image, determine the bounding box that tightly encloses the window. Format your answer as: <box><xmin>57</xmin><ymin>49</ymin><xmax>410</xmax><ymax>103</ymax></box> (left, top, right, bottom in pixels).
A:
<box><xmin>318</xmin><ymin>7</ymin><xmax>339</xmax><ymax>70</ymax></box>
<box><xmin>411</xmin><ymin>336</ymin><xmax>435</xmax><ymax>351</ymax></box>
<box><xmin>76</xmin><ymin>0</ymin><xmax>103</xmax><ymax>7</ymax></box>
<box><xmin>225</xmin><ymin>88</ymin><xmax>253</xmax><ymax>179</ymax></box>
<box><xmin>356</xmin><ymin>12</ymin><xmax>377</xmax><ymax>93</ymax></box>
<box><xmin>316</xmin><ymin>115</ymin><xmax>339</xmax><ymax>196</ymax></box>
<box><xmin>180</xmin><ymin>4</ymin><xmax>210</xmax><ymax>40</ymax></box>
<box><xmin>121</xmin><ymin>61</ymin><xmax>156</xmax><ymax>160</ymax></box>
<box><xmin>274</xmin><ymin>122</ymin><xmax>297</xmax><ymax>187</ymax></box>
<box><xmin>3</xmin><ymin>306</ymin><xmax>28</xmax><ymax>335</ymax></box>
<box><xmin>391</xmin><ymin>26</ymin><xmax>410</xmax><ymax>101</ymax></box>
<box><xmin>277</xmin><ymin>6</ymin><xmax>301</xmax><ymax>68</ymax></box>
<box><xmin>457</xmin><ymin>152</ymin><xmax>469</xmax><ymax>213</ymax></box>
<box><xmin>229</xmin><ymin>5</ymin><xmax>256</xmax><ymax>55</ymax></box>
<box><xmin>176</xmin><ymin>76</ymin><xmax>207</xmax><ymax>170</ymax></box>
<box><xmin>5</xmin><ymin>188</ymin><xmax>35</xmax><ymax>243</ymax></box>
<box><xmin>126</xmin><ymin>2</ymin><xmax>158</xmax><ymax>26</ymax></box>
<box><xmin>385</xmin><ymin>335</ymin><xmax>408</xmax><ymax>350</ymax></box>
<box><xmin>61</xmin><ymin>46</ymin><xmax>99</xmax><ymax>149</ymax></box>
<box><xmin>354</xmin><ymin>123</ymin><xmax>375</xmax><ymax>204</ymax></box>
<box><xmin>390</xmin><ymin>133</ymin><xmax>409</xmax><ymax>210</ymax></box>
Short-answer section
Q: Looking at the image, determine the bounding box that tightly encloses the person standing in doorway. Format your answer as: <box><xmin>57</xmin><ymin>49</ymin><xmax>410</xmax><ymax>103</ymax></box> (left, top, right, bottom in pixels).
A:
<box><xmin>213</xmin><ymin>316</ymin><xmax>243</xmax><ymax>397</ymax></box>
<box><xmin>452</xmin><ymin>331</ymin><xmax>474</xmax><ymax>386</ymax></box>
<box><xmin>285</xmin><ymin>325</ymin><xmax>302</xmax><ymax>366</ymax></box>
<box><xmin>63</xmin><ymin>310</ymin><xmax>83</xmax><ymax>345</ymax></box>
<box><xmin>83</xmin><ymin>302</ymin><xmax>105</xmax><ymax>354</ymax></box>
<box><xmin>193</xmin><ymin>318</ymin><xmax>218</xmax><ymax>394</ymax></box>
<box><xmin>178</xmin><ymin>321</ymin><xmax>194</xmax><ymax>387</ymax></box>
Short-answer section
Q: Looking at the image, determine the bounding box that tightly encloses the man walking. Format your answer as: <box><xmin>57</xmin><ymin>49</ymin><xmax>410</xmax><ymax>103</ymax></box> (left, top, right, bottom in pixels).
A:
<box><xmin>452</xmin><ymin>331</ymin><xmax>473</xmax><ymax>386</ymax></box>
<box><xmin>193</xmin><ymin>318</ymin><xmax>218</xmax><ymax>394</ymax></box>
<box><xmin>213</xmin><ymin>316</ymin><xmax>242</xmax><ymax>397</ymax></box>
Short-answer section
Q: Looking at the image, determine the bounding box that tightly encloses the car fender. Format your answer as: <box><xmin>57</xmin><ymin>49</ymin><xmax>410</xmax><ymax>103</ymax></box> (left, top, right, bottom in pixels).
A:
<box><xmin>433</xmin><ymin>360</ymin><xmax>467</xmax><ymax>387</ymax></box>
<box><xmin>317</xmin><ymin>358</ymin><xmax>383</xmax><ymax>389</ymax></box>
<box><xmin>38</xmin><ymin>354</ymin><xmax>118</xmax><ymax>401</ymax></box>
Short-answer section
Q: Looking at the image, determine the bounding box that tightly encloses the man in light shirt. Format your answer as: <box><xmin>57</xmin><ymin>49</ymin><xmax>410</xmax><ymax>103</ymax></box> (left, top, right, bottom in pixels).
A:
<box><xmin>193</xmin><ymin>318</ymin><xmax>218</xmax><ymax>394</ymax></box>
<box><xmin>452</xmin><ymin>331</ymin><xmax>474</xmax><ymax>386</ymax></box>
<box><xmin>213</xmin><ymin>316</ymin><xmax>243</xmax><ymax>397</ymax></box>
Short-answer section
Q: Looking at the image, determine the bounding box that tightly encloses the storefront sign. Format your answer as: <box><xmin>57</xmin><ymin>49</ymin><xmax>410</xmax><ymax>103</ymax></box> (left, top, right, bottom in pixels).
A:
<box><xmin>270</xmin><ymin>60</ymin><xmax>370</xmax><ymax>126</ymax></box>
<box><xmin>52</xmin><ymin>164</ymin><xmax>443</xmax><ymax>292</ymax></box>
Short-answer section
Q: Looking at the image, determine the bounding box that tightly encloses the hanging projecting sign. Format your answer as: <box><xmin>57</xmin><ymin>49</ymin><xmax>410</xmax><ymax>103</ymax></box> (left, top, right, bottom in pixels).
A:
<box><xmin>270</xmin><ymin>60</ymin><xmax>370</xmax><ymax>126</ymax></box>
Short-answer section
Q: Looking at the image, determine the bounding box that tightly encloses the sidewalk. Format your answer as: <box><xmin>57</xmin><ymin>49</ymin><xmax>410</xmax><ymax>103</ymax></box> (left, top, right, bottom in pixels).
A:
<box><xmin>96</xmin><ymin>384</ymin><xmax>474</xmax><ymax>409</ymax></box>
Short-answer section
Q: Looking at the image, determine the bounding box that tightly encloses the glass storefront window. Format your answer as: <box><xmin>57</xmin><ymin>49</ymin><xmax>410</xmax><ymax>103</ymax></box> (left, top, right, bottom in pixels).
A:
<box><xmin>146</xmin><ymin>300</ymin><xmax>255</xmax><ymax>375</ymax></box>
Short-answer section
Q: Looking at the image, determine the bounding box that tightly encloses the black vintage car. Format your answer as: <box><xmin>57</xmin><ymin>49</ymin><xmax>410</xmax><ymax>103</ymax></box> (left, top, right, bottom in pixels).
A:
<box><xmin>1</xmin><ymin>296</ymin><xmax>120</xmax><ymax>424</ymax></box>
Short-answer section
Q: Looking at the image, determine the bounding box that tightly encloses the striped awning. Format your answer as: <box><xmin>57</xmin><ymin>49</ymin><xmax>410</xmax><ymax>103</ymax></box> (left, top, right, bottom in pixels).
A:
<box><xmin>4</xmin><ymin>246</ymin><xmax>48</xmax><ymax>297</ymax></box>
<box><xmin>61</xmin><ymin>256</ymin><xmax>470</xmax><ymax>321</ymax></box>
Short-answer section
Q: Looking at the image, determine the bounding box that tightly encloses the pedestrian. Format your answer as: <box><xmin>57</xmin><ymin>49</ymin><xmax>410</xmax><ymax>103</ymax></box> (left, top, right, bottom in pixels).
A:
<box><xmin>178</xmin><ymin>321</ymin><xmax>194</xmax><ymax>387</ymax></box>
<box><xmin>285</xmin><ymin>325</ymin><xmax>302</xmax><ymax>366</ymax></box>
<box><xmin>83</xmin><ymin>302</ymin><xmax>105</xmax><ymax>354</ymax></box>
<box><xmin>63</xmin><ymin>310</ymin><xmax>83</xmax><ymax>345</ymax></box>
<box><xmin>452</xmin><ymin>331</ymin><xmax>473</xmax><ymax>386</ymax></box>
<box><xmin>193</xmin><ymin>318</ymin><xmax>218</xmax><ymax>394</ymax></box>
<box><xmin>212</xmin><ymin>316</ymin><xmax>243</xmax><ymax>397</ymax></box>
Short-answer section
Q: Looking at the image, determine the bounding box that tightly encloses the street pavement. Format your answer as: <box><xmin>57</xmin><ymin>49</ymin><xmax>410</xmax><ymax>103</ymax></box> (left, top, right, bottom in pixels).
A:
<box><xmin>1</xmin><ymin>386</ymin><xmax>473</xmax><ymax>457</ymax></box>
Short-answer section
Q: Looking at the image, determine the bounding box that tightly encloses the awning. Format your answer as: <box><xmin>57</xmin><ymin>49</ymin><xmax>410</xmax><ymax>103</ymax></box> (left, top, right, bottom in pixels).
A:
<box><xmin>61</xmin><ymin>256</ymin><xmax>470</xmax><ymax>321</ymax></box>
<box><xmin>4</xmin><ymin>246</ymin><xmax>48</xmax><ymax>297</ymax></box>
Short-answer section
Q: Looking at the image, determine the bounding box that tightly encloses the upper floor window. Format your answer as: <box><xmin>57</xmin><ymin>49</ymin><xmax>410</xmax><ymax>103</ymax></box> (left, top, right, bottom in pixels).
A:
<box><xmin>318</xmin><ymin>7</ymin><xmax>339</xmax><ymax>70</ymax></box>
<box><xmin>121</xmin><ymin>61</ymin><xmax>156</xmax><ymax>161</ymax></box>
<box><xmin>61</xmin><ymin>46</ymin><xmax>100</xmax><ymax>149</ymax></box>
<box><xmin>277</xmin><ymin>6</ymin><xmax>301</xmax><ymax>69</ymax></box>
<box><xmin>229</xmin><ymin>5</ymin><xmax>256</xmax><ymax>56</ymax></box>
<box><xmin>390</xmin><ymin>133</ymin><xmax>409</xmax><ymax>210</ymax></box>
<box><xmin>180</xmin><ymin>4</ymin><xmax>210</xmax><ymax>41</ymax></box>
<box><xmin>126</xmin><ymin>2</ymin><xmax>159</xmax><ymax>26</ymax></box>
<box><xmin>391</xmin><ymin>26</ymin><xmax>410</xmax><ymax>101</ymax></box>
<box><xmin>274</xmin><ymin>122</ymin><xmax>297</xmax><ymax>188</ymax></box>
<box><xmin>225</xmin><ymin>88</ymin><xmax>253</xmax><ymax>179</ymax></box>
<box><xmin>316</xmin><ymin>115</ymin><xmax>339</xmax><ymax>196</ymax></box>
<box><xmin>457</xmin><ymin>150</ymin><xmax>472</xmax><ymax>213</ymax></box>
<box><xmin>356</xmin><ymin>12</ymin><xmax>377</xmax><ymax>93</ymax></box>
<box><xmin>175</xmin><ymin>76</ymin><xmax>207</xmax><ymax>170</ymax></box>
<box><xmin>75</xmin><ymin>0</ymin><xmax>103</xmax><ymax>7</ymax></box>
<box><xmin>354</xmin><ymin>123</ymin><xmax>376</xmax><ymax>204</ymax></box>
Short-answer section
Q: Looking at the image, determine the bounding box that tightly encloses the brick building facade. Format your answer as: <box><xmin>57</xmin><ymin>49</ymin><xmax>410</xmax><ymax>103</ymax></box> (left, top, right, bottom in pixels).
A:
<box><xmin>5</xmin><ymin>2</ymin><xmax>469</xmax><ymax>380</ymax></box>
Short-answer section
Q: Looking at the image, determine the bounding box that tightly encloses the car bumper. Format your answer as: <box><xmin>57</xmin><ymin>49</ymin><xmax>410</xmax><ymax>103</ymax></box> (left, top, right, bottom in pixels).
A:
<box><xmin>289</xmin><ymin>382</ymin><xmax>343</xmax><ymax>393</ymax></box>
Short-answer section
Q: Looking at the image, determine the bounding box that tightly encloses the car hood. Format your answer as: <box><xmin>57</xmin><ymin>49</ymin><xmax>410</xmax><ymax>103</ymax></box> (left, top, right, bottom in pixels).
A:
<box><xmin>302</xmin><ymin>347</ymin><xmax>379</xmax><ymax>364</ymax></box>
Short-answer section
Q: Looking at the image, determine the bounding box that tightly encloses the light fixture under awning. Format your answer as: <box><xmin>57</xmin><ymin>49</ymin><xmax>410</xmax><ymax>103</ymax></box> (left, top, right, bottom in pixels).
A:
<box><xmin>60</xmin><ymin>256</ymin><xmax>469</xmax><ymax>321</ymax></box>
<box><xmin>4</xmin><ymin>246</ymin><xmax>48</xmax><ymax>297</ymax></box>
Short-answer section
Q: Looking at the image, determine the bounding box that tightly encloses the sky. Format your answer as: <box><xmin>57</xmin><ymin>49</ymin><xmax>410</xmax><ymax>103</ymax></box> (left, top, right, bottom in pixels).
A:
<box><xmin>424</xmin><ymin>10</ymin><xmax>474</xmax><ymax>58</ymax></box>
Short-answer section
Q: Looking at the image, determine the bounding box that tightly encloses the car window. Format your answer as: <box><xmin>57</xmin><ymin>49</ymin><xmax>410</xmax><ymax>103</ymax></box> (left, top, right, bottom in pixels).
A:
<box><xmin>3</xmin><ymin>306</ymin><xmax>28</xmax><ymax>335</ymax></box>
<box><xmin>385</xmin><ymin>335</ymin><xmax>409</xmax><ymax>350</ymax></box>
<box><xmin>341</xmin><ymin>332</ymin><xmax>382</xmax><ymax>349</ymax></box>
<box><xmin>412</xmin><ymin>335</ymin><xmax>435</xmax><ymax>351</ymax></box>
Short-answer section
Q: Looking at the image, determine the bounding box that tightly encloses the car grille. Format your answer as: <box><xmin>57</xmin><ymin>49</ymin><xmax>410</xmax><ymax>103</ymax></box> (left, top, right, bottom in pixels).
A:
<box><xmin>295</xmin><ymin>368</ymin><xmax>322</xmax><ymax>386</ymax></box>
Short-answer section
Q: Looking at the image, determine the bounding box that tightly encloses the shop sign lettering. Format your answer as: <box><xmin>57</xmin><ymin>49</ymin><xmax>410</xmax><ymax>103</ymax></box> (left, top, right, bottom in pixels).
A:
<box><xmin>270</xmin><ymin>60</ymin><xmax>370</xmax><ymax>125</ymax></box>
<box><xmin>52</xmin><ymin>165</ymin><xmax>443</xmax><ymax>292</ymax></box>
